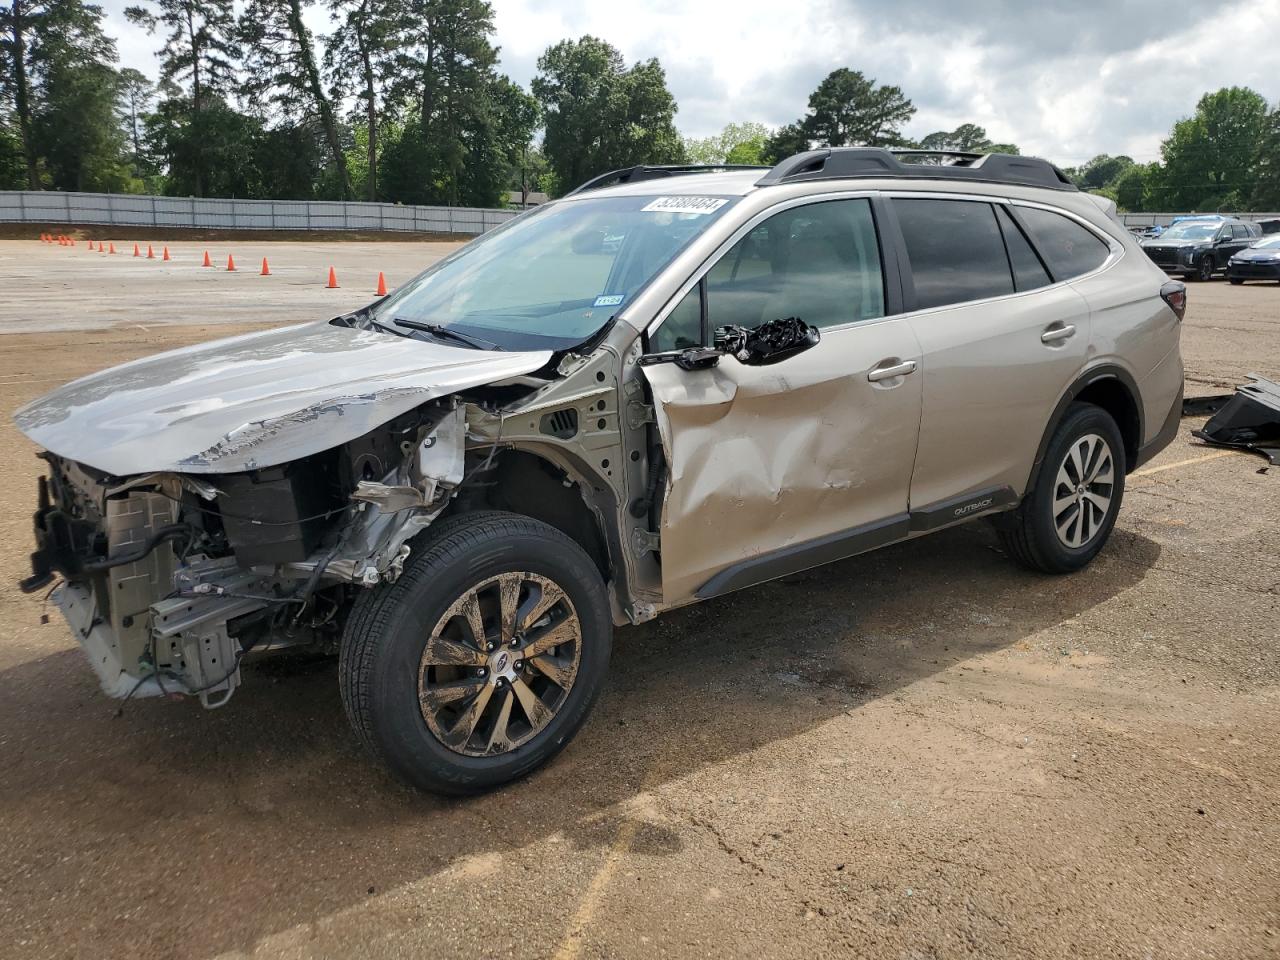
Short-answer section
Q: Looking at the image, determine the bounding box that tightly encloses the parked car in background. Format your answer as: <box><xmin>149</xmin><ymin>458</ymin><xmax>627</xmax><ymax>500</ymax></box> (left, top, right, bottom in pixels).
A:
<box><xmin>1228</xmin><ymin>235</ymin><xmax>1280</xmax><ymax>284</ymax></box>
<box><xmin>1258</xmin><ymin>218</ymin><xmax>1280</xmax><ymax>235</ymax></box>
<box><xmin>1141</xmin><ymin>217</ymin><xmax>1262</xmax><ymax>281</ymax></box>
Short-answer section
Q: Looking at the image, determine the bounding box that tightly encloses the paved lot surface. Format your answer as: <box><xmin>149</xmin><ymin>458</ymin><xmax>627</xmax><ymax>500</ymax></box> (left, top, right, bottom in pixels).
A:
<box><xmin>0</xmin><ymin>247</ymin><xmax>1278</xmax><ymax>959</ymax></box>
<box><xmin>0</xmin><ymin>238</ymin><xmax>461</xmax><ymax>333</ymax></box>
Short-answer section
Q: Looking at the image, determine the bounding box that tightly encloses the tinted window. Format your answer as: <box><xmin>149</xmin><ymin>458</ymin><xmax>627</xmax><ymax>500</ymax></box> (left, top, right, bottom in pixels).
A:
<box><xmin>1016</xmin><ymin>207</ymin><xmax>1111</xmax><ymax>281</ymax></box>
<box><xmin>1231</xmin><ymin>224</ymin><xmax>1249</xmax><ymax>240</ymax></box>
<box><xmin>650</xmin><ymin>285</ymin><xmax>702</xmax><ymax>352</ymax></box>
<box><xmin>896</xmin><ymin>199</ymin><xmax>1013</xmax><ymax>309</ymax></box>
<box><xmin>653</xmin><ymin>198</ymin><xmax>885</xmax><ymax>348</ymax></box>
<box><xmin>996</xmin><ymin>205</ymin><xmax>1051</xmax><ymax>293</ymax></box>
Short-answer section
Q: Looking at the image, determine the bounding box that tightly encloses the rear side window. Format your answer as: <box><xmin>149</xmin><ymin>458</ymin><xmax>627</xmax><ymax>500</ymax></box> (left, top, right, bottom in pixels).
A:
<box><xmin>1016</xmin><ymin>207</ymin><xmax>1110</xmax><ymax>280</ymax></box>
<box><xmin>995</xmin><ymin>205</ymin><xmax>1051</xmax><ymax>292</ymax></box>
<box><xmin>1231</xmin><ymin>224</ymin><xmax>1249</xmax><ymax>240</ymax></box>
<box><xmin>896</xmin><ymin>198</ymin><xmax>1014</xmax><ymax>309</ymax></box>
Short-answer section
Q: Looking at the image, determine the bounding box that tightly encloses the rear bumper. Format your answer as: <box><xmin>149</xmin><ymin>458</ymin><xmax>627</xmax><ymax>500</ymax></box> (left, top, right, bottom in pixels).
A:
<box><xmin>1133</xmin><ymin>379</ymin><xmax>1183</xmax><ymax>470</ymax></box>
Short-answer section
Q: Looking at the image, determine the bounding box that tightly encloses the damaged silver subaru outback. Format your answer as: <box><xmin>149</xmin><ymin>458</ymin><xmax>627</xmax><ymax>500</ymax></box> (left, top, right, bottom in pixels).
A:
<box><xmin>15</xmin><ymin>149</ymin><xmax>1186</xmax><ymax>794</ymax></box>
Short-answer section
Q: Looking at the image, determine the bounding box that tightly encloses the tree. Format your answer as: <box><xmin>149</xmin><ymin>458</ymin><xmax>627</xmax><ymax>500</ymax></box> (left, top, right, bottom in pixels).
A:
<box><xmin>240</xmin><ymin>0</ymin><xmax>352</xmax><ymax>198</ymax></box>
<box><xmin>0</xmin><ymin>0</ymin><xmax>48</xmax><ymax>187</ymax></box>
<box><xmin>126</xmin><ymin>0</ymin><xmax>240</xmax><ymax>196</ymax></box>
<box><xmin>117</xmin><ymin>67</ymin><xmax>153</xmax><ymax>176</ymax></box>
<box><xmin>533</xmin><ymin>35</ymin><xmax>684</xmax><ymax>195</ymax></box>
<box><xmin>491</xmin><ymin>74</ymin><xmax>539</xmax><ymax>203</ymax></box>
<box><xmin>1157</xmin><ymin>87</ymin><xmax>1269</xmax><ymax>210</ymax></box>
<box><xmin>916</xmin><ymin>123</ymin><xmax>1019</xmax><ymax>155</ymax></box>
<box><xmin>29</xmin><ymin>0</ymin><xmax>133</xmax><ymax>192</ymax></box>
<box><xmin>1252</xmin><ymin>102</ymin><xmax>1280</xmax><ymax>210</ymax></box>
<box><xmin>1113</xmin><ymin>163</ymin><xmax>1155</xmax><ymax>212</ymax></box>
<box><xmin>760</xmin><ymin>122</ymin><xmax>810</xmax><ymax>164</ymax></box>
<box><xmin>325</xmin><ymin>0</ymin><xmax>396</xmax><ymax>200</ymax></box>
<box><xmin>684</xmin><ymin>121</ymin><xmax>770</xmax><ymax>165</ymax></box>
<box><xmin>801</xmin><ymin>68</ymin><xmax>915</xmax><ymax>147</ymax></box>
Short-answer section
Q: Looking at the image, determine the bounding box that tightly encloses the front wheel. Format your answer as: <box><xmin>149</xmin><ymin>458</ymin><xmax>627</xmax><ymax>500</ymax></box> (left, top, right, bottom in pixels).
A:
<box><xmin>340</xmin><ymin>512</ymin><xmax>612</xmax><ymax>795</ymax></box>
<box><xmin>1195</xmin><ymin>256</ymin><xmax>1215</xmax><ymax>282</ymax></box>
<box><xmin>997</xmin><ymin>403</ymin><xmax>1126</xmax><ymax>574</ymax></box>
<box><xmin>1229</xmin><ymin>277</ymin><xmax>1244</xmax><ymax>285</ymax></box>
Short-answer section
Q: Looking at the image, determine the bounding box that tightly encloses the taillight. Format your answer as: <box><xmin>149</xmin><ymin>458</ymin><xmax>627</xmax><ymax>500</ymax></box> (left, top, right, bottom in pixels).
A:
<box><xmin>1160</xmin><ymin>280</ymin><xmax>1187</xmax><ymax>321</ymax></box>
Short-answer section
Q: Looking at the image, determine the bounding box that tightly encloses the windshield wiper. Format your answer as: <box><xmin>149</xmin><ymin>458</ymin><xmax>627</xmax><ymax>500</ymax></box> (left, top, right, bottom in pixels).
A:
<box><xmin>391</xmin><ymin>318</ymin><xmax>500</xmax><ymax>350</ymax></box>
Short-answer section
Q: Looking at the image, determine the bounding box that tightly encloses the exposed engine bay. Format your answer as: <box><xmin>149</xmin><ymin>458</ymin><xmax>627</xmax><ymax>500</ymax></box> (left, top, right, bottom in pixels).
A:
<box><xmin>15</xmin><ymin>319</ymin><xmax>663</xmax><ymax>708</ymax></box>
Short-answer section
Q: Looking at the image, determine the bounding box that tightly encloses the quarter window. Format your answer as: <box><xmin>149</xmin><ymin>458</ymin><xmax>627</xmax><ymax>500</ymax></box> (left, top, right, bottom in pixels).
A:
<box><xmin>896</xmin><ymin>198</ymin><xmax>1014</xmax><ymax>309</ymax></box>
<box><xmin>651</xmin><ymin>197</ymin><xmax>886</xmax><ymax>351</ymax></box>
<box><xmin>1015</xmin><ymin>206</ymin><xmax>1111</xmax><ymax>280</ymax></box>
<box><xmin>996</xmin><ymin>205</ymin><xmax>1051</xmax><ymax>293</ymax></box>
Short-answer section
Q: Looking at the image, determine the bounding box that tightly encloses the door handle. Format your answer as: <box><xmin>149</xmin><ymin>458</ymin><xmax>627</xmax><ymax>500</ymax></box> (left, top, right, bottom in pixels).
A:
<box><xmin>867</xmin><ymin>359</ymin><xmax>917</xmax><ymax>382</ymax></box>
<box><xmin>1041</xmin><ymin>323</ymin><xmax>1076</xmax><ymax>344</ymax></box>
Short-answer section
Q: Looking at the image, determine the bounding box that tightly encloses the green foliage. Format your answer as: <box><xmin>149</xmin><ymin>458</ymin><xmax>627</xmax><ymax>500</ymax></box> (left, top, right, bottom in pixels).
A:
<box><xmin>1253</xmin><ymin>104</ymin><xmax>1280</xmax><ymax>210</ymax></box>
<box><xmin>801</xmin><ymin>68</ymin><xmax>915</xmax><ymax>147</ymax></box>
<box><xmin>916</xmin><ymin>124</ymin><xmax>1020</xmax><ymax>155</ymax></box>
<box><xmin>0</xmin><ymin>120</ymin><xmax>26</xmax><ymax>188</ymax></box>
<box><xmin>533</xmin><ymin>35</ymin><xmax>684</xmax><ymax>196</ymax></box>
<box><xmin>761</xmin><ymin>122</ymin><xmax>810</xmax><ymax>164</ymax></box>
<box><xmin>1156</xmin><ymin>87</ymin><xmax>1269</xmax><ymax>210</ymax></box>
<box><xmin>684</xmin><ymin>121</ymin><xmax>769</xmax><ymax>165</ymax></box>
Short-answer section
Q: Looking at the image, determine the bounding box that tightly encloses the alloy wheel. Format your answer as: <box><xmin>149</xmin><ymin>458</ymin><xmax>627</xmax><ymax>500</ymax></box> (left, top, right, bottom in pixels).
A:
<box><xmin>418</xmin><ymin>572</ymin><xmax>582</xmax><ymax>757</ymax></box>
<box><xmin>1052</xmin><ymin>433</ymin><xmax>1115</xmax><ymax>549</ymax></box>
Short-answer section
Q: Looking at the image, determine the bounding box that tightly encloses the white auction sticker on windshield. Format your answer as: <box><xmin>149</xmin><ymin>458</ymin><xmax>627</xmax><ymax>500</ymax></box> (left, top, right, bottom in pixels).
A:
<box><xmin>641</xmin><ymin>196</ymin><xmax>728</xmax><ymax>216</ymax></box>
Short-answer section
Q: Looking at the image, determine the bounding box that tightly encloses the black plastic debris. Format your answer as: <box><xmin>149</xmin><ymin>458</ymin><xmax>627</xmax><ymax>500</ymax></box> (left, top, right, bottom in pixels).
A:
<box><xmin>1192</xmin><ymin>375</ymin><xmax>1280</xmax><ymax>465</ymax></box>
<box><xmin>1182</xmin><ymin>394</ymin><xmax>1234</xmax><ymax>418</ymax></box>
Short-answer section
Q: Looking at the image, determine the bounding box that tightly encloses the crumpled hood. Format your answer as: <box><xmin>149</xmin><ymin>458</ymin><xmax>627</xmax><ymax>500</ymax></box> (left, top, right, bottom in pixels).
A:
<box><xmin>14</xmin><ymin>321</ymin><xmax>553</xmax><ymax>475</ymax></box>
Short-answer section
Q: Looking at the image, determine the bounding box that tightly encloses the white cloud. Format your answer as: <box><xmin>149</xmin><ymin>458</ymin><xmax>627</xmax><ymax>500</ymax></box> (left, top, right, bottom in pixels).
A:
<box><xmin>99</xmin><ymin>0</ymin><xmax>1280</xmax><ymax>164</ymax></box>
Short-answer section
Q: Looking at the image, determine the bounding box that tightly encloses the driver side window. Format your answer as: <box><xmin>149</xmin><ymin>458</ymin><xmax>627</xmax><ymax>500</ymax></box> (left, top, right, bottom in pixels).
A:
<box><xmin>650</xmin><ymin>198</ymin><xmax>886</xmax><ymax>352</ymax></box>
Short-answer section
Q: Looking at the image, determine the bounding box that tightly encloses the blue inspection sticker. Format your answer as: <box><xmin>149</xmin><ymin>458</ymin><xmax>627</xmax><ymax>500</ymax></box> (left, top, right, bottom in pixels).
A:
<box><xmin>593</xmin><ymin>294</ymin><xmax>625</xmax><ymax>308</ymax></box>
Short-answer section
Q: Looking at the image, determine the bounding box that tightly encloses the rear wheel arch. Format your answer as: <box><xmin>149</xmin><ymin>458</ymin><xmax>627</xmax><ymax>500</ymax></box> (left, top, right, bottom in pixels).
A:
<box><xmin>1024</xmin><ymin>366</ymin><xmax>1143</xmax><ymax>495</ymax></box>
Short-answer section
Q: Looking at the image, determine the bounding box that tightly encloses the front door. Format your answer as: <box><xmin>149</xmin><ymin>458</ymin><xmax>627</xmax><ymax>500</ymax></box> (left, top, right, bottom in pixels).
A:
<box><xmin>641</xmin><ymin>197</ymin><xmax>924</xmax><ymax>606</ymax></box>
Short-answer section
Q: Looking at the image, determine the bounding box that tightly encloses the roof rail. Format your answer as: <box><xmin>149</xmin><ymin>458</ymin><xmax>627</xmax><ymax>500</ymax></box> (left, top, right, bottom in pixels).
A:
<box><xmin>755</xmin><ymin>148</ymin><xmax>1077</xmax><ymax>192</ymax></box>
<box><xmin>565</xmin><ymin>164</ymin><xmax>772</xmax><ymax>197</ymax></box>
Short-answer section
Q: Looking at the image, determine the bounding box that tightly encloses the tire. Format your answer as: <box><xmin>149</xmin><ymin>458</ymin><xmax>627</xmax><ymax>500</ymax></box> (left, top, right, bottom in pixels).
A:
<box><xmin>1229</xmin><ymin>278</ymin><xmax>1244</xmax><ymax>285</ymax></box>
<box><xmin>997</xmin><ymin>403</ymin><xmax>1126</xmax><ymax>574</ymax></box>
<box><xmin>339</xmin><ymin>511</ymin><xmax>612</xmax><ymax>795</ymax></box>
<box><xmin>1195</xmin><ymin>256</ymin><xmax>1215</xmax><ymax>282</ymax></box>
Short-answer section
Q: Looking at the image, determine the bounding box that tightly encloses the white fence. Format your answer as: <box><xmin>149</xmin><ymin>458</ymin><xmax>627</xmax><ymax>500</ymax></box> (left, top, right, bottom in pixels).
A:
<box><xmin>0</xmin><ymin>190</ymin><xmax>518</xmax><ymax>235</ymax></box>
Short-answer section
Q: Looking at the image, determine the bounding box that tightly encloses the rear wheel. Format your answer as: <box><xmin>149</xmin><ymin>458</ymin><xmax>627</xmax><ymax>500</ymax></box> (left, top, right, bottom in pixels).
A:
<box><xmin>997</xmin><ymin>403</ymin><xmax>1126</xmax><ymax>574</ymax></box>
<box><xmin>340</xmin><ymin>512</ymin><xmax>612</xmax><ymax>795</ymax></box>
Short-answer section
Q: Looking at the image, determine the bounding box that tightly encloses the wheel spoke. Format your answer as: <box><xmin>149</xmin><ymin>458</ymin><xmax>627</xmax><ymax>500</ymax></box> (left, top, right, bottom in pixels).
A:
<box><xmin>1088</xmin><ymin>458</ymin><xmax>1114</xmax><ymax>486</ymax></box>
<box><xmin>528</xmin><ymin>653</ymin><xmax>578</xmax><ymax>692</ymax></box>
<box><xmin>460</xmin><ymin>592</ymin><xmax>487</xmax><ymax>649</ymax></box>
<box><xmin>1055</xmin><ymin>462</ymin><xmax>1074</xmax><ymax>492</ymax></box>
<box><xmin>1052</xmin><ymin>491</ymin><xmax>1076</xmax><ymax>518</ymax></box>
<box><xmin>511</xmin><ymin>676</ymin><xmax>555</xmax><ymax>734</ymax></box>
<box><xmin>522</xmin><ymin>615</ymin><xmax>579</xmax><ymax>659</ymax></box>
<box><xmin>1056</xmin><ymin>503</ymin><xmax>1081</xmax><ymax>547</ymax></box>
<box><xmin>1084</xmin><ymin>490</ymin><xmax>1111</xmax><ymax>515</ymax></box>
<box><xmin>486</xmin><ymin>689</ymin><xmax>515</xmax><ymax>754</ymax></box>
<box><xmin>421</xmin><ymin>677</ymin><xmax>485</xmax><ymax>706</ymax></box>
<box><xmin>442</xmin><ymin>682</ymin><xmax>494</xmax><ymax>749</ymax></box>
<box><xmin>1067</xmin><ymin>441</ymin><xmax>1087</xmax><ymax>485</ymax></box>
<box><xmin>520</xmin><ymin>579</ymin><xmax>568</xmax><ymax>634</ymax></box>
<box><xmin>424</xmin><ymin>634</ymin><xmax>486</xmax><ymax>668</ymax></box>
<box><xmin>498</xmin><ymin>574</ymin><xmax>523</xmax><ymax>642</ymax></box>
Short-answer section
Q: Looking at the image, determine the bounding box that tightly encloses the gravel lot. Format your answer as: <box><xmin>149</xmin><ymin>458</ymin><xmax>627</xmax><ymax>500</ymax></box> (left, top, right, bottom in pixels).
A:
<box><xmin>0</xmin><ymin>239</ymin><xmax>1277</xmax><ymax>960</ymax></box>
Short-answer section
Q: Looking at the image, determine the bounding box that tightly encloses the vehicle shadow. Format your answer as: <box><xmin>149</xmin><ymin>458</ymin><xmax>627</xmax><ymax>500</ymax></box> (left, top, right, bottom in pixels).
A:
<box><xmin>0</xmin><ymin>522</ymin><xmax>1160</xmax><ymax>957</ymax></box>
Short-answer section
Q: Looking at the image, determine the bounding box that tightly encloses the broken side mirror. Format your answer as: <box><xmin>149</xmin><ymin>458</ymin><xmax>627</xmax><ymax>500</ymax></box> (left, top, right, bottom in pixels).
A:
<box><xmin>717</xmin><ymin>317</ymin><xmax>821</xmax><ymax>366</ymax></box>
<box><xmin>638</xmin><ymin>317</ymin><xmax>821</xmax><ymax>372</ymax></box>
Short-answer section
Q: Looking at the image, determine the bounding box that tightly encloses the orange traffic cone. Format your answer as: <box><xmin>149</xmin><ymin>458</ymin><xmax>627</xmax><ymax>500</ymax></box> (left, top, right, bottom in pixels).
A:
<box><xmin>202</xmin><ymin>250</ymin><xmax>212</xmax><ymax>267</ymax></box>
<box><xmin>375</xmin><ymin>271</ymin><xmax>388</xmax><ymax>296</ymax></box>
<box><xmin>86</xmin><ymin>240</ymin><xmax>93</xmax><ymax>252</ymax></box>
<box><xmin>98</xmin><ymin>241</ymin><xmax>106</xmax><ymax>254</ymax></box>
<box><xmin>108</xmin><ymin>242</ymin><xmax>116</xmax><ymax>254</ymax></box>
<box><xmin>260</xmin><ymin>257</ymin><xmax>271</xmax><ymax>276</ymax></box>
<box><xmin>326</xmin><ymin>267</ymin><xmax>339</xmax><ymax>289</ymax></box>
<box><xmin>162</xmin><ymin>246</ymin><xmax>171</xmax><ymax>262</ymax></box>
<box><xmin>226</xmin><ymin>254</ymin><xmax>236</xmax><ymax>272</ymax></box>
<box><xmin>146</xmin><ymin>244</ymin><xmax>155</xmax><ymax>259</ymax></box>
<box><xmin>133</xmin><ymin>243</ymin><xmax>141</xmax><ymax>257</ymax></box>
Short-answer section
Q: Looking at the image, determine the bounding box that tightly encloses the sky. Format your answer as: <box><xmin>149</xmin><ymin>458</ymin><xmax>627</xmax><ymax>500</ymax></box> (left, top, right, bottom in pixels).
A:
<box><xmin>99</xmin><ymin>0</ymin><xmax>1280</xmax><ymax>167</ymax></box>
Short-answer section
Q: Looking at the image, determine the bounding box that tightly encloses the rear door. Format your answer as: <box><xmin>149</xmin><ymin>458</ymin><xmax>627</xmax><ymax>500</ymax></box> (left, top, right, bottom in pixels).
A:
<box><xmin>889</xmin><ymin>196</ymin><xmax>1100</xmax><ymax>516</ymax></box>
<box><xmin>642</xmin><ymin>196</ymin><xmax>924</xmax><ymax>604</ymax></box>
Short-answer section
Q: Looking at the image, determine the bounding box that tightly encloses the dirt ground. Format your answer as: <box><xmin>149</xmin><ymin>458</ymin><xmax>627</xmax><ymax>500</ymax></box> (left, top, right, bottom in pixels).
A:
<box><xmin>0</xmin><ymin>239</ymin><xmax>1278</xmax><ymax>960</ymax></box>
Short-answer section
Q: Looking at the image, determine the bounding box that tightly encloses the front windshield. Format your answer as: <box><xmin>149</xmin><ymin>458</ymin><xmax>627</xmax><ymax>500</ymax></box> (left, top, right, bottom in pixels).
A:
<box><xmin>1159</xmin><ymin>222</ymin><xmax>1219</xmax><ymax>240</ymax></box>
<box><xmin>373</xmin><ymin>193</ymin><xmax>739</xmax><ymax>351</ymax></box>
<box><xmin>1251</xmin><ymin>236</ymin><xmax>1280</xmax><ymax>249</ymax></box>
